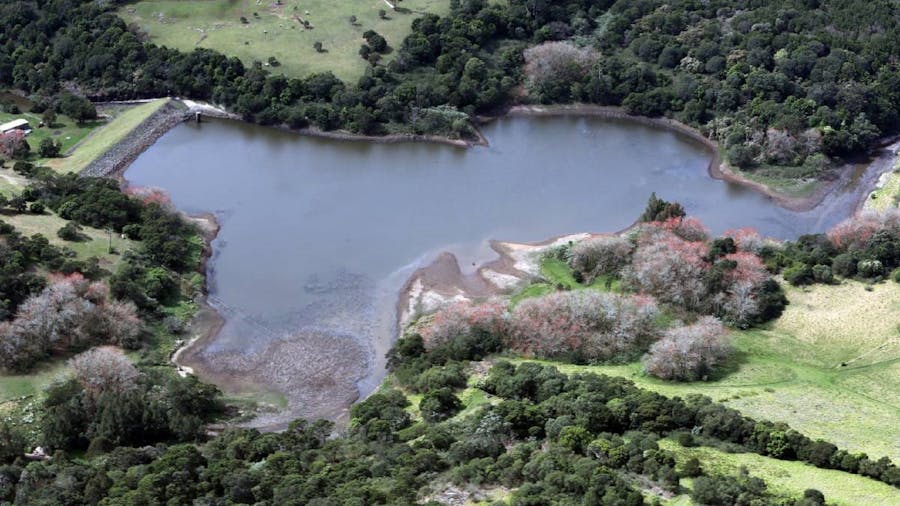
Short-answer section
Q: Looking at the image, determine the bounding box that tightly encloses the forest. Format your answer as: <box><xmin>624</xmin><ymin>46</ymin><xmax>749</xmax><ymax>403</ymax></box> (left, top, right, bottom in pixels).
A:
<box><xmin>1</xmin><ymin>0</ymin><xmax>900</xmax><ymax>181</ymax></box>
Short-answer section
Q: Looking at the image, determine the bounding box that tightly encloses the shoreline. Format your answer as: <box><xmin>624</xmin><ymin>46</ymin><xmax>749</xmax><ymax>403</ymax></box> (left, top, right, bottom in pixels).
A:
<box><xmin>110</xmin><ymin>99</ymin><xmax>896</xmax><ymax>430</ymax></box>
<box><xmin>497</xmin><ymin>104</ymin><xmax>868</xmax><ymax>213</ymax></box>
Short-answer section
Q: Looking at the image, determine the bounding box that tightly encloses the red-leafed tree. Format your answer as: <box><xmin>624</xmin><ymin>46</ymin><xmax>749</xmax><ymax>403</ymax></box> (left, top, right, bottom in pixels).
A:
<box><xmin>421</xmin><ymin>300</ymin><xmax>508</xmax><ymax>350</ymax></box>
<box><xmin>508</xmin><ymin>291</ymin><xmax>659</xmax><ymax>361</ymax></box>
<box><xmin>0</xmin><ymin>131</ymin><xmax>29</xmax><ymax>159</ymax></box>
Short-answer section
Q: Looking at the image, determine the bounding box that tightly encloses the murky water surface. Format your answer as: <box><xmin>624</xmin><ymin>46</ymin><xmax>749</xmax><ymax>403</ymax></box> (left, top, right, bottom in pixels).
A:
<box><xmin>125</xmin><ymin>116</ymin><xmax>861</xmax><ymax>425</ymax></box>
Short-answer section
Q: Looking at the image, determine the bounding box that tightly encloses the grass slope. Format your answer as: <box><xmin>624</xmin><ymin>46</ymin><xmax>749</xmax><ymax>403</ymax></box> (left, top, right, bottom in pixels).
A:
<box><xmin>1</xmin><ymin>210</ymin><xmax>136</xmax><ymax>267</ymax></box>
<box><xmin>519</xmin><ymin>280</ymin><xmax>900</xmax><ymax>461</ymax></box>
<box><xmin>119</xmin><ymin>0</ymin><xmax>450</xmax><ymax>82</ymax></box>
<box><xmin>45</xmin><ymin>99</ymin><xmax>169</xmax><ymax>174</ymax></box>
<box><xmin>659</xmin><ymin>439</ymin><xmax>900</xmax><ymax>506</ymax></box>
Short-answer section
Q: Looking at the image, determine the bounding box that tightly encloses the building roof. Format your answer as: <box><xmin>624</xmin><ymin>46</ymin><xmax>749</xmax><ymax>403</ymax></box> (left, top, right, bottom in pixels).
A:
<box><xmin>0</xmin><ymin>118</ymin><xmax>30</xmax><ymax>132</ymax></box>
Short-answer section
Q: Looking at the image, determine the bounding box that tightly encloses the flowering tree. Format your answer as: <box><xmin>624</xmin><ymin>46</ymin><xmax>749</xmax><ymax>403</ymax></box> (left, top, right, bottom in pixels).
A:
<box><xmin>69</xmin><ymin>347</ymin><xmax>140</xmax><ymax>401</ymax></box>
<box><xmin>421</xmin><ymin>300</ymin><xmax>508</xmax><ymax>350</ymax></box>
<box><xmin>0</xmin><ymin>274</ymin><xmax>142</xmax><ymax>371</ymax></box>
<box><xmin>0</xmin><ymin>131</ymin><xmax>29</xmax><ymax>159</ymax></box>
<box><xmin>508</xmin><ymin>291</ymin><xmax>659</xmax><ymax>361</ymax></box>
<box><xmin>723</xmin><ymin>227</ymin><xmax>767</xmax><ymax>254</ymax></box>
<box><xmin>643</xmin><ymin>316</ymin><xmax>731</xmax><ymax>381</ymax></box>
<box><xmin>827</xmin><ymin>209</ymin><xmax>900</xmax><ymax>251</ymax></box>
<box><xmin>524</xmin><ymin>42</ymin><xmax>598</xmax><ymax>101</ymax></box>
<box><xmin>623</xmin><ymin>230</ymin><xmax>708</xmax><ymax>310</ymax></box>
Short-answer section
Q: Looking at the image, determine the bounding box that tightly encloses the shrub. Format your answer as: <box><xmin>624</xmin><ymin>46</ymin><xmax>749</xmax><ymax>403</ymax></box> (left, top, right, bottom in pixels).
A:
<box><xmin>783</xmin><ymin>263</ymin><xmax>814</xmax><ymax>285</ymax></box>
<box><xmin>643</xmin><ymin>316</ymin><xmax>732</xmax><ymax>381</ymax></box>
<box><xmin>419</xmin><ymin>388</ymin><xmax>462</xmax><ymax>423</ymax></box>
<box><xmin>38</xmin><ymin>138</ymin><xmax>61</xmax><ymax>158</ymax></box>
<box><xmin>811</xmin><ymin>264</ymin><xmax>833</xmax><ymax>283</ymax></box>
<box><xmin>831</xmin><ymin>252</ymin><xmax>857</xmax><ymax>277</ymax></box>
<box><xmin>57</xmin><ymin>222</ymin><xmax>82</xmax><ymax>241</ymax></box>
<box><xmin>857</xmin><ymin>259</ymin><xmax>884</xmax><ymax>278</ymax></box>
<box><xmin>566</xmin><ymin>236</ymin><xmax>633</xmax><ymax>283</ymax></box>
<box><xmin>28</xmin><ymin>202</ymin><xmax>44</xmax><ymax>214</ymax></box>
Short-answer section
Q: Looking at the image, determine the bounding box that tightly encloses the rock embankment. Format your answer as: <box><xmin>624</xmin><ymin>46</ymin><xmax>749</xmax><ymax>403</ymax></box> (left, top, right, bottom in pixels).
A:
<box><xmin>80</xmin><ymin>100</ymin><xmax>188</xmax><ymax>178</ymax></box>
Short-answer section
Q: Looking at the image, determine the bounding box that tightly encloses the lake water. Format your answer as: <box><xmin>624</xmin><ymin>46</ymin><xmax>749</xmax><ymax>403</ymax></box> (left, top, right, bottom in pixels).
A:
<box><xmin>124</xmin><ymin>115</ymin><xmax>860</xmax><ymax>427</ymax></box>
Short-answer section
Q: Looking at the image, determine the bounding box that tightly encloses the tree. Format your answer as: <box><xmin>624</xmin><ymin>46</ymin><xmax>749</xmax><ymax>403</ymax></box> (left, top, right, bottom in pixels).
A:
<box><xmin>643</xmin><ymin>317</ymin><xmax>732</xmax><ymax>381</ymax></box>
<box><xmin>57</xmin><ymin>93</ymin><xmax>96</xmax><ymax>125</ymax></box>
<box><xmin>39</xmin><ymin>137</ymin><xmax>61</xmax><ymax>158</ymax></box>
<box><xmin>42</xmin><ymin>108</ymin><xmax>57</xmax><ymax>127</ymax></box>
<box><xmin>313</xmin><ymin>41</ymin><xmax>323</xmax><ymax>53</ymax></box>
<box><xmin>57</xmin><ymin>222</ymin><xmax>83</xmax><ymax>241</ymax></box>
<box><xmin>567</xmin><ymin>235</ymin><xmax>633</xmax><ymax>283</ymax></box>
<box><xmin>68</xmin><ymin>347</ymin><xmax>140</xmax><ymax>401</ymax></box>
<box><xmin>639</xmin><ymin>193</ymin><xmax>686</xmax><ymax>222</ymax></box>
<box><xmin>419</xmin><ymin>388</ymin><xmax>461</xmax><ymax>423</ymax></box>
<box><xmin>0</xmin><ymin>131</ymin><xmax>29</xmax><ymax>159</ymax></box>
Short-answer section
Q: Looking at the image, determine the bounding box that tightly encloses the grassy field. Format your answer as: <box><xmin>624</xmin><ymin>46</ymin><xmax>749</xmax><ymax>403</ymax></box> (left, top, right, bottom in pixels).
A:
<box><xmin>0</xmin><ymin>110</ymin><xmax>102</xmax><ymax>158</ymax></box>
<box><xmin>0</xmin><ymin>170</ymin><xmax>137</xmax><ymax>268</ymax></box>
<box><xmin>0</xmin><ymin>360</ymin><xmax>68</xmax><ymax>405</ymax></box>
<box><xmin>659</xmin><ymin>439</ymin><xmax>900</xmax><ymax>505</ymax></box>
<box><xmin>44</xmin><ymin>99</ymin><xmax>170</xmax><ymax>174</ymax></box>
<box><xmin>119</xmin><ymin>0</ymin><xmax>451</xmax><ymax>82</ymax></box>
<box><xmin>516</xmin><ymin>280</ymin><xmax>900</xmax><ymax>461</ymax></box>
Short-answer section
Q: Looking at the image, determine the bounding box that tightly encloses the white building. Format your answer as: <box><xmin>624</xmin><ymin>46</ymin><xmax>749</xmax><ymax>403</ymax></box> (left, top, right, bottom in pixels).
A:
<box><xmin>0</xmin><ymin>118</ymin><xmax>31</xmax><ymax>135</ymax></box>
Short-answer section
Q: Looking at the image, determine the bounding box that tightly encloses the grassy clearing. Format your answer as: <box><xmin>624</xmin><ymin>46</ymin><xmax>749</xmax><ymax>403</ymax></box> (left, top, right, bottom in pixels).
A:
<box><xmin>0</xmin><ymin>206</ymin><xmax>136</xmax><ymax>268</ymax></box>
<box><xmin>731</xmin><ymin>166</ymin><xmax>819</xmax><ymax>199</ymax></box>
<box><xmin>0</xmin><ymin>360</ymin><xmax>68</xmax><ymax>405</ymax></box>
<box><xmin>119</xmin><ymin>0</ymin><xmax>451</xmax><ymax>82</ymax></box>
<box><xmin>516</xmin><ymin>280</ymin><xmax>900</xmax><ymax>461</ymax></box>
<box><xmin>510</xmin><ymin>258</ymin><xmax>621</xmax><ymax>306</ymax></box>
<box><xmin>866</xmin><ymin>165</ymin><xmax>900</xmax><ymax>210</ymax></box>
<box><xmin>44</xmin><ymin>99</ymin><xmax>169</xmax><ymax>174</ymax></box>
<box><xmin>660</xmin><ymin>439</ymin><xmax>900</xmax><ymax>506</ymax></box>
<box><xmin>0</xmin><ymin>110</ymin><xmax>101</xmax><ymax>159</ymax></box>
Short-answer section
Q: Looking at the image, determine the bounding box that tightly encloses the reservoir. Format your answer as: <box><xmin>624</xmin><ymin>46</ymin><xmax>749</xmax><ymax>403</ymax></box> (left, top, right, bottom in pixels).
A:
<box><xmin>124</xmin><ymin>115</ymin><xmax>866</xmax><ymax>427</ymax></box>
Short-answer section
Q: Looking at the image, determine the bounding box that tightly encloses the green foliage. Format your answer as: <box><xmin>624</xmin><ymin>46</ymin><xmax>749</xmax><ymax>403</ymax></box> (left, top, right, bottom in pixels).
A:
<box><xmin>639</xmin><ymin>192</ymin><xmax>686</xmax><ymax>223</ymax></box>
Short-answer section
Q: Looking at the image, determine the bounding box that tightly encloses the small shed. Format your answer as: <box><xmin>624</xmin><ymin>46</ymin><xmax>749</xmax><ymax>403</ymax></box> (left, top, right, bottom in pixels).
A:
<box><xmin>0</xmin><ymin>118</ymin><xmax>31</xmax><ymax>135</ymax></box>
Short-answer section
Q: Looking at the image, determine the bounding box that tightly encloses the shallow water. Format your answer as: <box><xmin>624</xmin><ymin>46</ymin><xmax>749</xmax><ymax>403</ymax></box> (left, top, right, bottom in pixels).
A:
<box><xmin>124</xmin><ymin>115</ymin><xmax>861</xmax><ymax>426</ymax></box>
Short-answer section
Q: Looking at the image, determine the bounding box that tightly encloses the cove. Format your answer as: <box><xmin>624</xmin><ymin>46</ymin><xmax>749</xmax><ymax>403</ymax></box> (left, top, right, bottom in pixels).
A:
<box><xmin>124</xmin><ymin>115</ymin><xmax>860</xmax><ymax>428</ymax></box>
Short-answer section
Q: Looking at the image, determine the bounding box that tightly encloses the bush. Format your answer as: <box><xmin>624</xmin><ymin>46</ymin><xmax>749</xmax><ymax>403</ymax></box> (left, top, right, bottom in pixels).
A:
<box><xmin>811</xmin><ymin>264</ymin><xmax>833</xmax><ymax>283</ymax></box>
<box><xmin>567</xmin><ymin>236</ymin><xmax>633</xmax><ymax>283</ymax></box>
<box><xmin>419</xmin><ymin>388</ymin><xmax>462</xmax><ymax>423</ymax></box>
<box><xmin>38</xmin><ymin>138</ymin><xmax>61</xmax><ymax>158</ymax></box>
<box><xmin>57</xmin><ymin>222</ymin><xmax>82</xmax><ymax>241</ymax></box>
<box><xmin>783</xmin><ymin>263</ymin><xmax>814</xmax><ymax>285</ymax></box>
<box><xmin>643</xmin><ymin>317</ymin><xmax>732</xmax><ymax>381</ymax></box>
<box><xmin>831</xmin><ymin>253</ymin><xmax>857</xmax><ymax>277</ymax></box>
<box><xmin>28</xmin><ymin>202</ymin><xmax>44</xmax><ymax>214</ymax></box>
